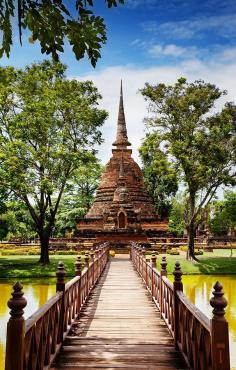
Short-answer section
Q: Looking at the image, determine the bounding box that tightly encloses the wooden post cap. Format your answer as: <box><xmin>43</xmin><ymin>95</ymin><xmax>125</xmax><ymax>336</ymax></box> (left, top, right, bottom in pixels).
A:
<box><xmin>210</xmin><ymin>281</ymin><xmax>228</xmax><ymax>321</ymax></box>
<box><xmin>173</xmin><ymin>261</ymin><xmax>182</xmax><ymax>282</ymax></box>
<box><xmin>173</xmin><ymin>261</ymin><xmax>183</xmax><ymax>291</ymax></box>
<box><xmin>85</xmin><ymin>252</ymin><xmax>90</xmax><ymax>265</ymax></box>
<box><xmin>8</xmin><ymin>282</ymin><xmax>27</xmax><ymax>319</ymax></box>
<box><xmin>56</xmin><ymin>261</ymin><xmax>66</xmax><ymax>291</ymax></box>
<box><xmin>161</xmin><ymin>256</ymin><xmax>167</xmax><ymax>273</ymax></box>
<box><xmin>151</xmin><ymin>253</ymin><xmax>157</xmax><ymax>267</ymax></box>
<box><xmin>75</xmin><ymin>255</ymin><xmax>82</xmax><ymax>275</ymax></box>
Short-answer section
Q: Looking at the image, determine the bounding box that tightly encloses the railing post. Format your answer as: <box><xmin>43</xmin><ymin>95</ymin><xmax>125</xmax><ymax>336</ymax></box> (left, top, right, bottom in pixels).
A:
<box><xmin>141</xmin><ymin>248</ymin><xmax>145</xmax><ymax>279</ymax></box>
<box><xmin>151</xmin><ymin>252</ymin><xmax>157</xmax><ymax>298</ymax></box>
<box><xmin>210</xmin><ymin>281</ymin><xmax>230</xmax><ymax>370</ymax></box>
<box><xmin>75</xmin><ymin>255</ymin><xmax>82</xmax><ymax>314</ymax></box>
<box><xmin>56</xmin><ymin>261</ymin><xmax>66</xmax><ymax>343</ymax></box>
<box><xmin>173</xmin><ymin>261</ymin><xmax>183</xmax><ymax>350</ymax></box>
<box><xmin>160</xmin><ymin>256</ymin><xmax>167</xmax><ymax>313</ymax></box>
<box><xmin>85</xmin><ymin>252</ymin><xmax>90</xmax><ymax>295</ymax></box>
<box><xmin>90</xmin><ymin>250</ymin><xmax>95</xmax><ymax>285</ymax></box>
<box><xmin>5</xmin><ymin>282</ymin><xmax>27</xmax><ymax>370</ymax></box>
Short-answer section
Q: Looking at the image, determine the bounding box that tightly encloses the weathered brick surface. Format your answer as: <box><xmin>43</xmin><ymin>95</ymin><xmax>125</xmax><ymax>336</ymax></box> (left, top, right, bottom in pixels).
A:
<box><xmin>76</xmin><ymin>83</ymin><xmax>168</xmax><ymax>235</ymax></box>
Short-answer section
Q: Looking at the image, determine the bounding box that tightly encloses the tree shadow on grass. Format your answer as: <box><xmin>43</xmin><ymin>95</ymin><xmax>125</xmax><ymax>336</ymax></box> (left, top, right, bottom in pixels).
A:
<box><xmin>197</xmin><ymin>257</ymin><xmax>236</xmax><ymax>274</ymax></box>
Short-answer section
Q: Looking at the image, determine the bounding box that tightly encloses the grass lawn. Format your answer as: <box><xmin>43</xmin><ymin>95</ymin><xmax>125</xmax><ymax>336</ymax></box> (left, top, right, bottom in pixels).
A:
<box><xmin>154</xmin><ymin>249</ymin><xmax>236</xmax><ymax>275</ymax></box>
<box><xmin>0</xmin><ymin>255</ymin><xmax>80</xmax><ymax>279</ymax></box>
<box><xmin>1</xmin><ymin>249</ymin><xmax>236</xmax><ymax>279</ymax></box>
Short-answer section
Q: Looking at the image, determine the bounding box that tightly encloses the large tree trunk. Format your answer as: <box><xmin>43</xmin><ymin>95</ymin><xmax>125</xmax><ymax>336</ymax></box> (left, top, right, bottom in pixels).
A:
<box><xmin>187</xmin><ymin>221</ymin><xmax>198</xmax><ymax>261</ymax></box>
<box><xmin>39</xmin><ymin>231</ymin><xmax>50</xmax><ymax>265</ymax></box>
<box><xmin>187</xmin><ymin>193</ymin><xmax>198</xmax><ymax>261</ymax></box>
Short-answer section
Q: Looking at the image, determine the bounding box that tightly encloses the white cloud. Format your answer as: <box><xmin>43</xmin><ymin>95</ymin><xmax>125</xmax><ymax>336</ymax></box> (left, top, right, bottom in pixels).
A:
<box><xmin>71</xmin><ymin>53</ymin><xmax>236</xmax><ymax>166</ymax></box>
<box><xmin>149</xmin><ymin>43</ymin><xmax>196</xmax><ymax>58</ymax></box>
<box><xmin>143</xmin><ymin>14</ymin><xmax>236</xmax><ymax>40</ymax></box>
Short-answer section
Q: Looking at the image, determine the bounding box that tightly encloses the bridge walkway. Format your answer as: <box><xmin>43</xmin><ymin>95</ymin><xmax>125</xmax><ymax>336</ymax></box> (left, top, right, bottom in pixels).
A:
<box><xmin>52</xmin><ymin>256</ymin><xmax>187</xmax><ymax>370</ymax></box>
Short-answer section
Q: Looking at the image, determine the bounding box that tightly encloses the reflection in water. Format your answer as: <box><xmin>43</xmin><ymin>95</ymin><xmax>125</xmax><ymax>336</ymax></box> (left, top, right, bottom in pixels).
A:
<box><xmin>1</xmin><ymin>276</ymin><xmax>236</xmax><ymax>369</ymax></box>
<box><xmin>182</xmin><ymin>275</ymin><xmax>236</xmax><ymax>370</ymax></box>
<box><xmin>0</xmin><ymin>280</ymin><xmax>55</xmax><ymax>370</ymax></box>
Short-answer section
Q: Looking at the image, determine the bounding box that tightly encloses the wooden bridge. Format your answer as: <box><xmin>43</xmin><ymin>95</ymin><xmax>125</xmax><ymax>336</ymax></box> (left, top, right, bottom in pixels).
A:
<box><xmin>5</xmin><ymin>244</ymin><xmax>230</xmax><ymax>370</ymax></box>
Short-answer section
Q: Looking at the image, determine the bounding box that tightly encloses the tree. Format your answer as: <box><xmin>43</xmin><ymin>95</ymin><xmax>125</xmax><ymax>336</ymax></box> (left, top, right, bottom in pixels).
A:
<box><xmin>141</xmin><ymin>78</ymin><xmax>236</xmax><ymax>259</ymax></box>
<box><xmin>0</xmin><ymin>60</ymin><xmax>108</xmax><ymax>264</ymax></box>
<box><xmin>0</xmin><ymin>198</ymin><xmax>36</xmax><ymax>241</ymax></box>
<box><xmin>55</xmin><ymin>157</ymin><xmax>103</xmax><ymax>236</ymax></box>
<box><xmin>168</xmin><ymin>194</ymin><xmax>186</xmax><ymax>237</ymax></box>
<box><xmin>0</xmin><ymin>0</ymin><xmax>124</xmax><ymax>65</ymax></box>
<box><xmin>139</xmin><ymin>132</ymin><xmax>178</xmax><ymax>217</ymax></box>
<box><xmin>209</xmin><ymin>191</ymin><xmax>236</xmax><ymax>236</ymax></box>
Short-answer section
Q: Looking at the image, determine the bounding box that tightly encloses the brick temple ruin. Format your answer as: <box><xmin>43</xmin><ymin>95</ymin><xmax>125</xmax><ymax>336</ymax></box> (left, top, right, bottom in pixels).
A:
<box><xmin>76</xmin><ymin>82</ymin><xmax>168</xmax><ymax>246</ymax></box>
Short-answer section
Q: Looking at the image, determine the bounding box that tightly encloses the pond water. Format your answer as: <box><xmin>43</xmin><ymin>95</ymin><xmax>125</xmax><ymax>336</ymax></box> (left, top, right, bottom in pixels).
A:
<box><xmin>182</xmin><ymin>275</ymin><xmax>236</xmax><ymax>370</ymax></box>
<box><xmin>0</xmin><ymin>279</ymin><xmax>56</xmax><ymax>370</ymax></box>
<box><xmin>0</xmin><ymin>276</ymin><xmax>236</xmax><ymax>369</ymax></box>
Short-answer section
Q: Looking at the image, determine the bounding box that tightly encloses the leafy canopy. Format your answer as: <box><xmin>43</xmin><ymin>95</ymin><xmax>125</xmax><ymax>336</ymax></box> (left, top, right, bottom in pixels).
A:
<box><xmin>0</xmin><ymin>60</ymin><xmax>107</xmax><ymax>262</ymax></box>
<box><xmin>0</xmin><ymin>0</ymin><xmax>124</xmax><ymax>65</ymax></box>
<box><xmin>141</xmin><ymin>77</ymin><xmax>236</xmax><ymax>256</ymax></box>
<box><xmin>209</xmin><ymin>191</ymin><xmax>236</xmax><ymax>236</ymax></box>
<box><xmin>55</xmin><ymin>157</ymin><xmax>103</xmax><ymax>235</ymax></box>
<box><xmin>139</xmin><ymin>132</ymin><xmax>178</xmax><ymax>217</ymax></box>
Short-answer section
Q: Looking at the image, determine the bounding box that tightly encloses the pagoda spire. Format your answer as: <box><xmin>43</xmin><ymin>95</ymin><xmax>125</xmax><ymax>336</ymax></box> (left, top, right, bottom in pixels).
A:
<box><xmin>112</xmin><ymin>80</ymin><xmax>131</xmax><ymax>148</ymax></box>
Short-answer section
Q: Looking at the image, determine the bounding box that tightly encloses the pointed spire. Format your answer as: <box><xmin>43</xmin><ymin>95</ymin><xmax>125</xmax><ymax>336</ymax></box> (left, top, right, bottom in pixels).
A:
<box><xmin>112</xmin><ymin>80</ymin><xmax>131</xmax><ymax>148</ymax></box>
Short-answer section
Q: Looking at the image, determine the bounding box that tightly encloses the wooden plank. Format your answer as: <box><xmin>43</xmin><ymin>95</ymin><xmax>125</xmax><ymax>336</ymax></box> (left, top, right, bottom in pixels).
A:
<box><xmin>52</xmin><ymin>257</ymin><xmax>187</xmax><ymax>370</ymax></box>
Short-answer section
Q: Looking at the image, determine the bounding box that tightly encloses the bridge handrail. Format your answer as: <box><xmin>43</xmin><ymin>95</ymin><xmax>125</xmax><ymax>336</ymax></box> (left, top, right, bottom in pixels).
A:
<box><xmin>5</xmin><ymin>243</ymin><xmax>110</xmax><ymax>370</ymax></box>
<box><xmin>130</xmin><ymin>243</ymin><xmax>230</xmax><ymax>370</ymax></box>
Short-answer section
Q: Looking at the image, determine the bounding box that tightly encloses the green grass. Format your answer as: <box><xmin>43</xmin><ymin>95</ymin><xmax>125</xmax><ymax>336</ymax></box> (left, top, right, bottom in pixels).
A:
<box><xmin>0</xmin><ymin>255</ymin><xmax>80</xmax><ymax>279</ymax></box>
<box><xmin>1</xmin><ymin>249</ymin><xmax>236</xmax><ymax>279</ymax></box>
<box><xmin>153</xmin><ymin>250</ymin><xmax>236</xmax><ymax>275</ymax></box>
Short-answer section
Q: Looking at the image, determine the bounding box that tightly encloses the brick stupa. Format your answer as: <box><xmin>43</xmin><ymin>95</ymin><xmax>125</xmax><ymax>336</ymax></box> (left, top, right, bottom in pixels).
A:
<box><xmin>76</xmin><ymin>82</ymin><xmax>168</xmax><ymax>244</ymax></box>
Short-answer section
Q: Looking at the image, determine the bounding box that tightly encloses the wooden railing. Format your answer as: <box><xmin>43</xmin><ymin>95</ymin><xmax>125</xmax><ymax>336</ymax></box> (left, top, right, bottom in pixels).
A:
<box><xmin>5</xmin><ymin>244</ymin><xmax>109</xmax><ymax>370</ymax></box>
<box><xmin>130</xmin><ymin>243</ymin><xmax>230</xmax><ymax>370</ymax></box>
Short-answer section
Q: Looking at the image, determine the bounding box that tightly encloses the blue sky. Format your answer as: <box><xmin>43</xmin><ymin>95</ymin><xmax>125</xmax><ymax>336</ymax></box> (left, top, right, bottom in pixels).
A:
<box><xmin>1</xmin><ymin>0</ymin><xmax>236</xmax><ymax>163</ymax></box>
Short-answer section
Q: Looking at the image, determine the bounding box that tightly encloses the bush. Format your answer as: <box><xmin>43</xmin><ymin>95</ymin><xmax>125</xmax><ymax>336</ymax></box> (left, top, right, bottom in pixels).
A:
<box><xmin>2</xmin><ymin>250</ymin><xmax>28</xmax><ymax>255</ymax></box>
<box><xmin>109</xmin><ymin>250</ymin><xmax>115</xmax><ymax>257</ymax></box>
<box><xmin>194</xmin><ymin>249</ymin><xmax>204</xmax><ymax>255</ymax></box>
<box><xmin>55</xmin><ymin>250</ymin><xmax>78</xmax><ymax>255</ymax></box>
<box><xmin>180</xmin><ymin>246</ymin><xmax>188</xmax><ymax>252</ymax></box>
<box><xmin>167</xmin><ymin>248</ymin><xmax>180</xmax><ymax>255</ymax></box>
<box><xmin>0</xmin><ymin>243</ymin><xmax>18</xmax><ymax>249</ymax></box>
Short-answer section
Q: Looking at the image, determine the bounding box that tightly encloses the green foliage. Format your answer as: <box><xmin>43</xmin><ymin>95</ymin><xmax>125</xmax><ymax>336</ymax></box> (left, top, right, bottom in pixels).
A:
<box><xmin>139</xmin><ymin>133</ymin><xmax>178</xmax><ymax>217</ymax></box>
<box><xmin>0</xmin><ymin>60</ymin><xmax>107</xmax><ymax>263</ymax></box>
<box><xmin>0</xmin><ymin>198</ymin><xmax>36</xmax><ymax>241</ymax></box>
<box><xmin>168</xmin><ymin>195</ymin><xmax>186</xmax><ymax>237</ymax></box>
<box><xmin>194</xmin><ymin>249</ymin><xmax>204</xmax><ymax>255</ymax></box>
<box><xmin>209</xmin><ymin>191</ymin><xmax>236</xmax><ymax>236</ymax></box>
<box><xmin>0</xmin><ymin>0</ymin><xmax>124</xmax><ymax>65</ymax></box>
<box><xmin>141</xmin><ymin>78</ymin><xmax>236</xmax><ymax>257</ymax></box>
<box><xmin>166</xmin><ymin>247</ymin><xmax>180</xmax><ymax>255</ymax></box>
<box><xmin>54</xmin><ymin>157</ymin><xmax>103</xmax><ymax>236</ymax></box>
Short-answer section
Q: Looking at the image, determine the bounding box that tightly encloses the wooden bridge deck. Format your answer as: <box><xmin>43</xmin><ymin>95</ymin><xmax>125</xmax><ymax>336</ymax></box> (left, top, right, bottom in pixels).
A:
<box><xmin>52</xmin><ymin>256</ymin><xmax>187</xmax><ymax>370</ymax></box>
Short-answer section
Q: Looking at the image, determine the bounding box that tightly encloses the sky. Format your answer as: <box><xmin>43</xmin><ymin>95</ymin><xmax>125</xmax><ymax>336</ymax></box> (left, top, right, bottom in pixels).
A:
<box><xmin>1</xmin><ymin>0</ymin><xmax>236</xmax><ymax>164</ymax></box>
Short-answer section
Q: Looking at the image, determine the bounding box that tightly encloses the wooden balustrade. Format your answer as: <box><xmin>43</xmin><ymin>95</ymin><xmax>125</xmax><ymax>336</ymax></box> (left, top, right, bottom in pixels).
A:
<box><xmin>130</xmin><ymin>243</ymin><xmax>230</xmax><ymax>370</ymax></box>
<box><xmin>5</xmin><ymin>244</ymin><xmax>109</xmax><ymax>370</ymax></box>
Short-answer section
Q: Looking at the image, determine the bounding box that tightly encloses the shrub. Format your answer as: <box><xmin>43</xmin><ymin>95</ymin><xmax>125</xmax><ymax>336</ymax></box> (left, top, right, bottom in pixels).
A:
<box><xmin>0</xmin><ymin>243</ymin><xmax>18</xmax><ymax>249</ymax></box>
<box><xmin>109</xmin><ymin>250</ymin><xmax>115</xmax><ymax>257</ymax></box>
<box><xmin>55</xmin><ymin>250</ymin><xmax>78</xmax><ymax>255</ymax></box>
<box><xmin>2</xmin><ymin>250</ymin><xmax>28</xmax><ymax>255</ymax></box>
<box><xmin>167</xmin><ymin>248</ymin><xmax>180</xmax><ymax>255</ymax></box>
<box><xmin>180</xmin><ymin>246</ymin><xmax>188</xmax><ymax>252</ymax></box>
<box><xmin>194</xmin><ymin>249</ymin><xmax>204</xmax><ymax>255</ymax></box>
